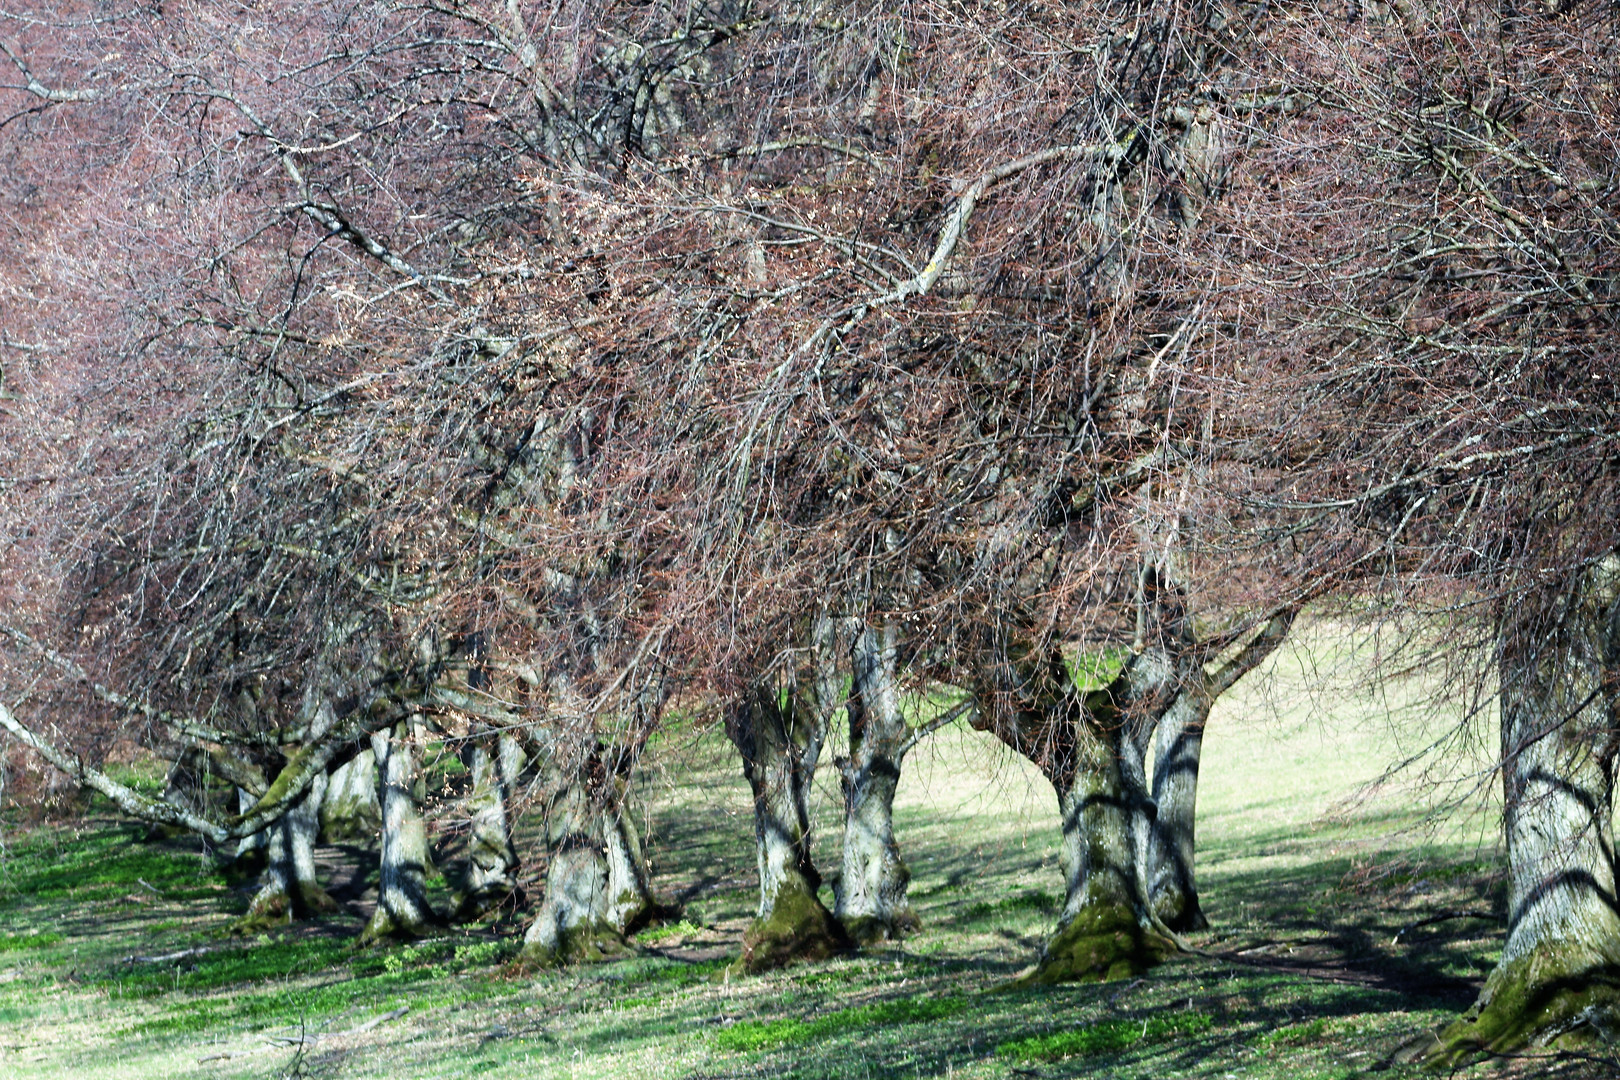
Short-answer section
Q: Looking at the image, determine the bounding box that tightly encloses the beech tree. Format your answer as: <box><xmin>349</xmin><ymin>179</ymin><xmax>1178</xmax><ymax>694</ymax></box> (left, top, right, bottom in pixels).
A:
<box><xmin>1197</xmin><ymin>0</ymin><xmax>1620</xmax><ymax>1054</ymax></box>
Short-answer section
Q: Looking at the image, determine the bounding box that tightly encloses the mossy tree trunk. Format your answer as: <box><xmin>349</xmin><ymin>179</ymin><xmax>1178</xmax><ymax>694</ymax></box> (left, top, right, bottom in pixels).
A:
<box><xmin>976</xmin><ymin>641</ymin><xmax>1173</xmax><ymax>985</ymax></box>
<box><xmin>729</xmin><ymin>618</ymin><xmax>849</xmax><ymax>973</ymax></box>
<box><xmin>1434</xmin><ymin>563</ymin><xmax>1620</xmax><ymax>1061</ymax></box>
<box><xmin>239</xmin><ymin>770</ymin><xmax>336</xmax><ymax>930</ymax></box>
<box><xmin>521</xmin><ymin>740</ymin><xmax>671</xmax><ymax>965</ymax></box>
<box><xmin>320</xmin><ymin>748</ymin><xmax>380</xmax><ymax>844</ymax></box>
<box><xmin>454</xmin><ymin>733</ymin><xmax>526</xmax><ymax>920</ymax></box>
<box><xmin>360</xmin><ymin>722</ymin><xmax>441</xmax><ymax>942</ymax></box>
<box><xmin>836</xmin><ymin>620</ymin><xmax>920</xmax><ymax>943</ymax></box>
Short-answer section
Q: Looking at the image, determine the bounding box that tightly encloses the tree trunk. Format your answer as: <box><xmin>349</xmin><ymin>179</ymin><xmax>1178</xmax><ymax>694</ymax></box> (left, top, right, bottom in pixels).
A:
<box><xmin>1148</xmin><ymin>685</ymin><xmax>1213</xmax><ymax>932</ymax></box>
<box><xmin>728</xmin><ymin>641</ymin><xmax>848</xmax><ymax>974</ymax></box>
<box><xmin>238</xmin><ymin>770</ymin><xmax>335</xmax><ymax>930</ymax></box>
<box><xmin>1435</xmin><ymin>565</ymin><xmax>1620</xmax><ymax>1060</ymax></box>
<box><xmin>836</xmin><ymin>620</ymin><xmax>919</xmax><ymax>943</ymax></box>
<box><xmin>320</xmin><ymin>748</ymin><xmax>380</xmax><ymax>844</ymax></box>
<box><xmin>360</xmin><ymin>723</ymin><xmax>441</xmax><ymax>942</ymax></box>
<box><xmin>454</xmin><ymin>734</ymin><xmax>525</xmax><ymax>920</ymax></box>
<box><xmin>521</xmin><ymin>741</ymin><xmax>673</xmax><ymax>965</ymax></box>
<box><xmin>977</xmin><ymin>642</ymin><xmax>1173</xmax><ymax>985</ymax></box>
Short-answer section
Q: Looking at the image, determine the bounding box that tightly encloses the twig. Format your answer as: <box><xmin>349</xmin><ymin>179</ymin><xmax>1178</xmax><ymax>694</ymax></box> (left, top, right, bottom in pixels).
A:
<box><xmin>1391</xmin><ymin>910</ymin><xmax>1501</xmax><ymax>945</ymax></box>
<box><xmin>124</xmin><ymin>946</ymin><xmax>219</xmax><ymax>965</ymax></box>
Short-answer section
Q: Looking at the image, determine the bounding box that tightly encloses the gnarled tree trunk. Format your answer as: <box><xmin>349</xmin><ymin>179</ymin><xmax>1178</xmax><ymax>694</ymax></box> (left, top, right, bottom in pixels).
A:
<box><xmin>360</xmin><ymin>722</ymin><xmax>441</xmax><ymax>942</ymax></box>
<box><xmin>1435</xmin><ymin>564</ymin><xmax>1620</xmax><ymax>1060</ymax></box>
<box><xmin>521</xmin><ymin>740</ymin><xmax>672</xmax><ymax>965</ymax></box>
<box><xmin>978</xmin><ymin>642</ymin><xmax>1173</xmax><ymax>985</ymax></box>
<box><xmin>454</xmin><ymin>733</ymin><xmax>525</xmax><ymax>920</ymax></box>
<box><xmin>836</xmin><ymin>620</ymin><xmax>920</xmax><ymax>943</ymax></box>
<box><xmin>239</xmin><ymin>770</ymin><xmax>335</xmax><ymax>930</ymax></box>
<box><xmin>729</xmin><ymin>628</ymin><xmax>849</xmax><ymax>973</ymax></box>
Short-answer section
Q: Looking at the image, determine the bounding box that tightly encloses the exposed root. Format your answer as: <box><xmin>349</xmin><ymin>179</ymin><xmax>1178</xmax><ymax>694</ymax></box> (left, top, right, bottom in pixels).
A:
<box><xmin>1428</xmin><ymin>947</ymin><xmax>1620</xmax><ymax>1066</ymax></box>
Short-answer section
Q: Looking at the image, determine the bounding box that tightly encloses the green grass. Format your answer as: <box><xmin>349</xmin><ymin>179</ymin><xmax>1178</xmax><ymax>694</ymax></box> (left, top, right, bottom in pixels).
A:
<box><xmin>713</xmin><ymin>995</ymin><xmax>970</xmax><ymax>1051</ymax></box>
<box><xmin>963</xmin><ymin>889</ymin><xmax>1057</xmax><ymax>920</ymax></box>
<box><xmin>633</xmin><ymin>918</ymin><xmax>705</xmax><ymax>944</ymax></box>
<box><xmin>996</xmin><ymin>1011</ymin><xmax>1215</xmax><ymax>1061</ymax></box>
<box><xmin>0</xmin><ymin>625</ymin><xmax>1560</xmax><ymax>1079</ymax></box>
<box><xmin>0</xmin><ymin>931</ymin><xmax>62</xmax><ymax>952</ymax></box>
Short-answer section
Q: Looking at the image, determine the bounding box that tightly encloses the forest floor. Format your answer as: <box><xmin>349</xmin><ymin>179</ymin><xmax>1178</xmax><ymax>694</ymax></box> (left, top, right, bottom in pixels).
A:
<box><xmin>0</xmin><ymin>636</ymin><xmax>1609</xmax><ymax>1080</ymax></box>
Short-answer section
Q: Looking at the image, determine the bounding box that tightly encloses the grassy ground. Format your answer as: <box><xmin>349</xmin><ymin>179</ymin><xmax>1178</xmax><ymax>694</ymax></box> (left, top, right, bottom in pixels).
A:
<box><xmin>0</xmin><ymin>634</ymin><xmax>1607</xmax><ymax>1079</ymax></box>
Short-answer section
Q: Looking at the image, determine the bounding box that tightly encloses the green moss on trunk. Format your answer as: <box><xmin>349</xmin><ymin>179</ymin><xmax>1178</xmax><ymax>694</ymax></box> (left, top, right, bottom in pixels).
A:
<box><xmin>1007</xmin><ymin>903</ymin><xmax>1175</xmax><ymax>987</ymax></box>
<box><xmin>841</xmin><ymin>908</ymin><xmax>922</xmax><ymax>947</ymax></box>
<box><xmin>357</xmin><ymin>902</ymin><xmax>442</xmax><ymax>945</ymax></box>
<box><xmin>516</xmin><ymin>919</ymin><xmax>632</xmax><ymax>968</ymax></box>
<box><xmin>1429</xmin><ymin>946</ymin><xmax>1620</xmax><ymax>1065</ymax></box>
<box><xmin>232</xmin><ymin>881</ymin><xmax>337</xmax><ymax>935</ymax></box>
<box><xmin>731</xmin><ymin>876</ymin><xmax>851</xmax><ymax>975</ymax></box>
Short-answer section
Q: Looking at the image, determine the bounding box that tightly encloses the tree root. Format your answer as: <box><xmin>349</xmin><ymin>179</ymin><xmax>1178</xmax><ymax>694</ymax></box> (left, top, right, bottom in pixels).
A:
<box><xmin>1004</xmin><ymin>903</ymin><xmax>1176</xmax><ymax>988</ymax></box>
<box><xmin>730</xmin><ymin>879</ymin><xmax>851</xmax><ymax>975</ymax></box>
<box><xmin>1427</xmin><ymin>949</ymin><xmax>1620</xmax><ymax>1066</ymax></box>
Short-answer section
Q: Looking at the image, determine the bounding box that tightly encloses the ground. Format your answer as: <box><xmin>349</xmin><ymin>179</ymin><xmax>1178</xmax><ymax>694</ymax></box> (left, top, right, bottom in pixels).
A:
<box><xmin>0</xmin><ymin>636</ymin><xmax>1609</xmax><ymax>1079</ymax></box>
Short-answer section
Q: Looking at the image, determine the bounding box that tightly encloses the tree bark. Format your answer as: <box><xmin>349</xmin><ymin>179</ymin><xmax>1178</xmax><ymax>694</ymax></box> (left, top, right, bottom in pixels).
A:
<box><xmin>320</xmin><ymin>748</ymin><xmax>380</xmax><ymax>844</ymax></box>
<box><xmin>454</xmin><ymin>734</ymin><xmax>525</xmax><ymax>920</ymax></box>
<box><xmin>836</xmin><ymin>620</ymin><xmax>920</xmax><ymax>943</ymax></box>
<box><xmin>1435</xmin><ymin>563</ymin><xmax>1620</xmax><ymax>1060</ymax></box>
<box><xmin>1143</xmin><ymin>604</ymin><xmax>1293</xmax><ymax>933</ymax></box>
<box><xmin>521</xmin><ymin>740</ymin><xmax>672</xmax><ymax>965</ymax></box>
<box><xmin>238</xmin><ymin>770</ymin><xmax>335</xmax><ymax>930</ymax></box>
<box><xmin>977</xmin><ymin>642</ymin><xmax>1173</xmax><ymax>985</ymax></box>
<box><xmin>360</xmin><ymin>723</ymin><xmax>442</xmax><ymax>942</ymax></box>
<box><xmin>1147</xmin><ymin>684</ymin><xmax>1213</xmax><ymax>932</ymax></box>
<box><xmin>728</xmin><ymin>629</ymin><xmax>849</xmax><ymax>973</ymax></box>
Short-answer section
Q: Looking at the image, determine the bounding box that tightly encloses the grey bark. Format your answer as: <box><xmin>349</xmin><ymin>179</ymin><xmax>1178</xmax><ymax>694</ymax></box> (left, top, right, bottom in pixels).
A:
<box><xmin>1437</xmin><ymin>559</ymin><xmax>1620</xmax><ymax>1056</ymax></box>
<box><xmin>321</xmin><ymin>748</ymin><xmax>380</xmax><ymax>843</ymax></box>
<box><xmin>361</xmin><ymin>723</ymin><xmax>440</xmax><ymax>941</ymax></box>
<box><xmin>242</xmin><ymin>770</ymin><xmax>333</xmax><ymax>927</ymax></box>
<box><xmin>731</xmin><ymin>672</ymin><xmax>828</xmax><ymax>919</ymax></box>
<box><xmin>455</xmin><ymin>734</ymin><xmax>526</xmax><ymax>919</ymax></box>
<box><xmin>976</xmin><ymin>641</ymin><xmax>1172</xmax><ymax>984</ymax></box>
<box><xmin>521</xmin><ymin>741</ymin><xmax>665</xmax><ymax>964</ymax></box>
<box><xmin>726</xmin><ymin>618</ymin><xmax>850</xmax><ymax>972</ymax></box>
<box><xmin>835</xmin><ymin>620</ymin><xmax>919</xmax><ymax>941</ymax></box>
<box><xmin>1144</xmin><ymin>605</ymin><xmax>1294</xmax><ymax>932</ymax></box>
<box><xmin>1147</xmin><ymin>685</ymin><xmax>1213</xmax><ymax>931</ymax></box>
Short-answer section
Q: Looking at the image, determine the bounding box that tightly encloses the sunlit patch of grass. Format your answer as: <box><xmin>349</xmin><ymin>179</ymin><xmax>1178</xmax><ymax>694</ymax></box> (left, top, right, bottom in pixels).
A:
<box><xmin>0</xmin><ymin>931</ymin><xmax>63</xmax><ymax>952</ymax></box>
<box><xmin>634</xmin><ymin>918</ymin><xmax>705</xmax><ymax>944</ymax></box>
<box><xmin>996</xmin><ymin>1011</ymin><xmax>1215</xmax><ymax>1061</ymax></box>
<box><xmin>714</xmin><ymin>995</ymin><xmax>969</xmax><ymax>1051</ymax></box>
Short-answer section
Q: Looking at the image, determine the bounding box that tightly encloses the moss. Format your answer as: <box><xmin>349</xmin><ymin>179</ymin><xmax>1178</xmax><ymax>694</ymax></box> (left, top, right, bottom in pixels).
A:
<box><xmin>1005</xmin><ymin>902</ymin><xmax>1175</xmax><ymax>987</ymax></box>
<box><xmin>357</xmin><ymin>904</ymin><xmax>444</xmax><ymax>946</ymax></box>
<box><xmin>232</xmin><ymin>881</ymin><xmax>337</xmax><ymax>935</ymax></box>
<box><xmin>515</xmin><ymin>919</ymin><xmax>632</xmax><ymax>969</ymax></box>
<box><xmin>1428</xmin><ymin>945</ymin><xmax>1620</xmax><ymax>1065</ymax></box>
<box><xmin>842</xmin><ymin>907</ymin><xmax>922</xmax><ymax>947</ymax></box>
<box><xmin>233</xmin><ymin>746</ymin><xmax>317</xmax><ymax>827</ymax></box>
<box><xmin>730</xmin><ymin>875</ymin><xmax>851</xmax><ymax>975</ymax></box>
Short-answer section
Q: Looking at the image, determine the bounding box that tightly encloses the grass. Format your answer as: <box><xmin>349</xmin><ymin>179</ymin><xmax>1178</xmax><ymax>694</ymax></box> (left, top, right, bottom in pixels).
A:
<box><xmin>713</xmin><ymin>995</ymin><xmax>970</xmax><ymax>1050</ymax></box>
<box><xmin>1</xmin><ymin>625</ymin><xmax>1604</xmax><ymax>1079</ymax></box>
<box><xmin>996</xmin><ymin>1010</ymin><xmax>1215</xmax><ymax>1061</ymax></box>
